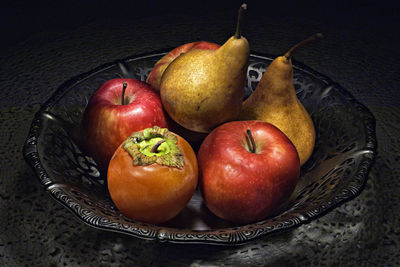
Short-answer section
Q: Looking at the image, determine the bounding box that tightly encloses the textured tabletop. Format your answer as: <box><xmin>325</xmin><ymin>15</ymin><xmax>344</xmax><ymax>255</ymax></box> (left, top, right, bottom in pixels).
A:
<box><xmin>1</xmin><ymin>1</ymin><xmax>399</xmax><ymax>266</ymax></box>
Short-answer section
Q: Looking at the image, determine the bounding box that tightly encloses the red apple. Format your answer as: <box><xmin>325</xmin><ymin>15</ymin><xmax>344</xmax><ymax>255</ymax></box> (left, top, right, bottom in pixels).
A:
<box><xmin>146</xmin><ymin>41</ymin><xmax>220</xmax><ymax>91</ymax></box>
<box><xmin>82</xmin><ymin>78</ymin><xmax>168</xmax><ymax>172</ymax></box>
<box><xmin>198</xmin><ymin>120</ymin><xmax>300</xmax><ymax>224</ymax></box>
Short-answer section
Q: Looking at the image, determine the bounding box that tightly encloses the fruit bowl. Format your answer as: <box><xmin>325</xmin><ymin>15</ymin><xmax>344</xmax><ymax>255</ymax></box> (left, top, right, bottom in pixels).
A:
<box><xmin>23</xmin><ymin>51</ymin><xmax>377</xmax><ymax>245</ymax></box>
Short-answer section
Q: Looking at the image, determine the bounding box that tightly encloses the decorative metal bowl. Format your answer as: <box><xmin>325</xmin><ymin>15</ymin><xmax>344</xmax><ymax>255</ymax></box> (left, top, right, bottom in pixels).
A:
<box><xmin>23</xmin><ymin>51</ymin><xmax>376</xmax><ymax>245</ymax></box>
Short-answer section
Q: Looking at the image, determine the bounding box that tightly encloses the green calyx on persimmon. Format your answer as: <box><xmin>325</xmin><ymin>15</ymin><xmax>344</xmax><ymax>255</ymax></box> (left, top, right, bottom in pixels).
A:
<box><xmin>122</xmin><ymin>126</ymin><xmax>184</xmax><ymax>168</ymax></box>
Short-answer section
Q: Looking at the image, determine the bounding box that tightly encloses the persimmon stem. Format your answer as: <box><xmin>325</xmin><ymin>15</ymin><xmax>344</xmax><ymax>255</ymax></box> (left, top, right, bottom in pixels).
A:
<box><xmin>121</xmin><ymin>82</ymin><xmax>128</xmax><ymax>105</ymax></box>
<box><xmin>234</xmin><ymin>3</ymin><xmax>247</xmax><ymax>39</ymax></box>
<box><xmin>150</xmin><ymin>139</ymin><xmax>166</xmax><ymax>153</ymax></box>
<box><xmin>284</xmin><ymin>33</ymin><xmax>324</xmax><ymax>59</ymax></box>
<box><xmin>246</xmin><ymin>129</ymin><xmax>256</xmax><ymax>153</ymax></box>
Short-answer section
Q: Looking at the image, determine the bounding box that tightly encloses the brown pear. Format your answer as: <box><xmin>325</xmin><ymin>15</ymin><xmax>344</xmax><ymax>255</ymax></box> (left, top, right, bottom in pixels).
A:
<box><xmin>160</xmin><ymin>4</ymin><xmax>250</xmax><ymax>133</ymax></box>
<box><xmin>240</xmin><ymin>33</ymin><xmax>323</xmax><ymax>165</ymax></box>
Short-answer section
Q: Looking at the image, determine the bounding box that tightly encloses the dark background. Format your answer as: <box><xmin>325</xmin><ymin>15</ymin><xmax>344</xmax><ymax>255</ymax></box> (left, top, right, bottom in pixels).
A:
<box><xmin>2</xmin><ymin>0</ymin><xmax>399</xmax><ymax>52</ymax></box>
<box><xmin>1</xmin><ymin>0</ymin><xmax>399</xmax><ymax>266</ymax></box>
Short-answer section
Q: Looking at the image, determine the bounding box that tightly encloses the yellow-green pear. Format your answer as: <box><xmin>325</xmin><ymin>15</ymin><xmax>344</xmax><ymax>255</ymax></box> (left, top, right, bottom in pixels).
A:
<box><xmin>160</xmin><ymin>4</ymin><xmax>250</xmax><ymax>133</ymax></box>
<box><xmin>240</xmin><ymin>33</ymin><xmax>323</xmax><ymax>165</ymax></box>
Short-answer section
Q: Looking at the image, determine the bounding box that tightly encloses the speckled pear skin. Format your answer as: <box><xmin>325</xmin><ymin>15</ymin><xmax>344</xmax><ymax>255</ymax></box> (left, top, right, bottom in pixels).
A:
<box><xmin>160</xmin><ymin>36</ymin><xmax>250</xmax><ymax>133</ymax></box>
<box><xmin>240</xmin><ymin>56</ymin><xmax>316</xmax><ymax>166</ymax></box>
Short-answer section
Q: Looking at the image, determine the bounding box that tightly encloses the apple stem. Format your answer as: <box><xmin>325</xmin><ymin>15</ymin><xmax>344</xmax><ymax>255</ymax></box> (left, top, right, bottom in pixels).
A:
<box><xmin>121</xmin><ymin>82</ymin><xmax>128</xmax><ymax>105</ymax></box>
<box><xmin>284</xmin><ymin>33</ymin><xmax>324</xmax><ymax>60</ymax></box>
<box><xmin>234</xmin><ymin>3</ymin><xmax>247</xmax><ymax>39</ymax></box>
<box><xmin>246</xmin><ymin>129</ymin><xmax>256</xmax><ymax>153</ymax></box>
<box><xmin>150</xmin><ymin>139</ymin><xmax>166</xmax><ymax>153</ymax></box>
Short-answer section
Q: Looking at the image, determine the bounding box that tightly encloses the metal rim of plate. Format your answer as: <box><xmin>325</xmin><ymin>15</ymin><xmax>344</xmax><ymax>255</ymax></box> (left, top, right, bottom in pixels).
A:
<box><xmin>23</xmin><ymin>50</ymin><xmax>377</xmax><ymax>245</ymax></box>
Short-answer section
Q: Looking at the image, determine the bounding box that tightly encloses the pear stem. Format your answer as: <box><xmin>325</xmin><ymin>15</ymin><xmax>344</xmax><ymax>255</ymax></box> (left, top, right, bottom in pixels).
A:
<box><xmin>234</xmin><ymin>3</ymin><xmax>247</xmax><ymax>39</ymax></box>
<box><xmin>150</xmin><ymin>139</ymin><xmax>166</xmax><ymax>153</ymax></box>
<box><xmin>121</xmin><ymin>81</ymin><xmax>128</xmax><ymax>105</ymax></box>
<box><xmin>246</xmin><ymin>129</ymin><xmax>256</xmax><ymax>153</ymax></box>
<box><xmin>284</xmin><ymin>33</ymin><xmax>324</xmax><ymax>59</ymax></box>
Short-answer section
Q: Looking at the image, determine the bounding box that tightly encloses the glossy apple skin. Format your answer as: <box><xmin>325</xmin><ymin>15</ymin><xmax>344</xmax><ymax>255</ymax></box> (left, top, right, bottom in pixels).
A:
<box><xmin>198</xmin><ymin>120</ymin><xmax>300</xmax><ymax>224</ymax></box>
<box><xmin>146</xmin><ymin>41</ymin><xmax>220</xmax><ymax>91</ymax></box>
<box><xmin>107</xmin><ymin>132</ymin><xmax>198</xmax><ymax>225</ymax></box>
<box><xmin>82</xmin><ymin>78</ymin><xmax>168</xmax><ymax>171</ymax></box>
